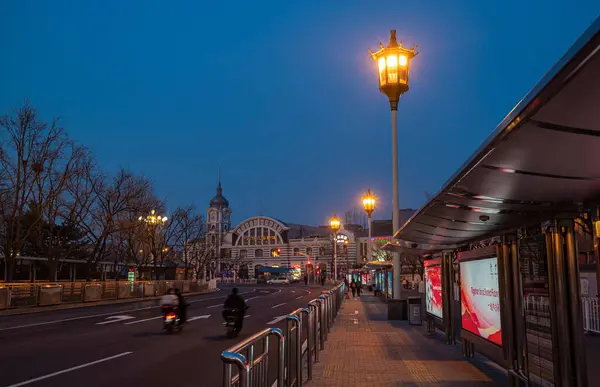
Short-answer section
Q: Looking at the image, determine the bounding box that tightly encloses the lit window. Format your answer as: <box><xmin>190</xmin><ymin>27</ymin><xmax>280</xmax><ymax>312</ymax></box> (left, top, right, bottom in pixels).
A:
<box><xmin>271</xmin><ymin>248</ymin><xmax>281</xmax><ymax>257</ymax></box>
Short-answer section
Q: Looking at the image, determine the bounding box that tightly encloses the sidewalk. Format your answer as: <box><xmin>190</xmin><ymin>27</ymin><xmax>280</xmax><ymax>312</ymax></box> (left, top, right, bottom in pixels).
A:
<box><xmin>309</xmin><ymin>296</ymin><xmax>507</xmax><ymax>386</ymax></box>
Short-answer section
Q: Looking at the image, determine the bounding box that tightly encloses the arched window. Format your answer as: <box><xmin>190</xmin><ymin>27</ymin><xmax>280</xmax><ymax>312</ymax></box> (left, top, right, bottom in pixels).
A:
<box><xmin>271</xmin><ymin>248</ymin><xmax>281</xmax><ymax>257</ymax></box>
<box><xmin>306</xmin><ymin>247</ymin><xmax>312</xmax><ymax>256</ymax></box>
<box><xmin>236</xmin><ymin>224</ymin><xmax>285</xmax><ymax>247</ymax></box>
<box><xmin>293</xmin><ymin>248</ymin><xmax>300</xmax><ymax>256</ymax></box>
<box><xmin>255</xmin><ymin>249</ymin><xmax>263</xmax><ymax>258</ymax></box>
<box><xmin>240</xmin><ymin>249</ymin><xmax>247</xmax><ymax>258</ymax></box>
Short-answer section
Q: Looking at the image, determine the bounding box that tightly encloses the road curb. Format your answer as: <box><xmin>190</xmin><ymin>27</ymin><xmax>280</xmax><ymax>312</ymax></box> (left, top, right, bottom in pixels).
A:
<box><xmin>0</xmin><ymin>288</ymin><xmax>219</xmax><ymax>317</ymax></box>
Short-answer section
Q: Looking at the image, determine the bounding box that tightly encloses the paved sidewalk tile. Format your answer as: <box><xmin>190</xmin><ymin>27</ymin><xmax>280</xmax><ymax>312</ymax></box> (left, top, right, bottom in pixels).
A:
<box><xmin>309</xmin><ymin>296</ymin><xmax>506</xmax><ymax>387</ymax></box>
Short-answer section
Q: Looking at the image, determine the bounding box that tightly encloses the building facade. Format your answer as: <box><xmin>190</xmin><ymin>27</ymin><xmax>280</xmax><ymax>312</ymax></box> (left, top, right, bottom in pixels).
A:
<box><xmin>205</xmin><ymin>183</ymin><xmax>362</xmax><ymax>279</ymax></box>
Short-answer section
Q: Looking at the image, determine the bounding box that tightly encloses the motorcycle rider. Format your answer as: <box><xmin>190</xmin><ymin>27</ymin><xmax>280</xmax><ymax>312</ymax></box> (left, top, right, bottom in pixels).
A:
<box><xmin>174</xmin><ymin>288</ymin><xmax>188</xmax><ymax>323</ymax></box>
<box><xmin>160</xmin><ymin>288</ymin><xmax>180</xmax><ymax>319</ymax></box>
<box><xmin>223</xmin><ymin>287</ymin><xmax>247</xmax><ymax>331</ymax></box>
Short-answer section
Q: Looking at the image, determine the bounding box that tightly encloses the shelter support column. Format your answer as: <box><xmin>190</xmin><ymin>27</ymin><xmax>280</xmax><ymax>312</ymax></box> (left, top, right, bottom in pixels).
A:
<box><xmin>563</xmin><ymin>220</ymin><xmax>588</xmax><ymax>387</ymax></box>
<box><xmin>545</xmin><ymin>220</ymin><xmax>588</xmax><ymax>387</ymax></box>
<box><xmin>499</xmin><ymin>236</ymin><xmax>527</xmax><ymax>386</ymax></box>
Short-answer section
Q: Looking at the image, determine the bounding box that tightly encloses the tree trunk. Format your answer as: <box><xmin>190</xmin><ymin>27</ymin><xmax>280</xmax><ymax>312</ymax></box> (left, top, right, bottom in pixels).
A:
<box><xmin>48</xmin><ymin>259</ymin><xmax>59</xmax><ymax>282</ymax></box>
<box><xmin>5</xmin><ymin>259</ymin><xmax>16</xmax><ymax>282</ymax></box>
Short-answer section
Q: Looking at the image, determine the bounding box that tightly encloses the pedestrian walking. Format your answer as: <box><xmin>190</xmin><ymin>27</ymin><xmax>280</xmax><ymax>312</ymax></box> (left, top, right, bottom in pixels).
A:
<box><xmin>351</xmin><ymin>280</ymin><xmax>356</xmax><ymax>297</ymax></box>
<box><xmin>304</xmin><ymin>274</ymin><xmax>308</xmax><ymax>286</ymax></box>
<box><xmin>356</xmin><ymin>281</ymin><xmax>362</xmax><ymax>297</ymax></box>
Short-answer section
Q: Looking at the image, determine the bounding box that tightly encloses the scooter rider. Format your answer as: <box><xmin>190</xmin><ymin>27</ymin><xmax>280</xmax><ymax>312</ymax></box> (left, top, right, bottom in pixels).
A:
<box><xmin>160</xmin><ymin>288</ymin><xmax>180</xmax><ymax>319</ymax></box>
<box><xmin>174</xmin><ymin>288</ymin><xmax>188</xmax><ymax>323</ymax></box>
<box><xmin>223</xmin><ymin>287</ymin><xmax>247</xmax><ymax>331</ymax></box>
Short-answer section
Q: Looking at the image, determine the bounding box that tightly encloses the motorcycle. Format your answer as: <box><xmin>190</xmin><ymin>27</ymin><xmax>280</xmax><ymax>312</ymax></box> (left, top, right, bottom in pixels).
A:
<box><xmin>224</xmin><ymin>306</ymin><xmax>249</xmax><ymax>338</ymax></box>
<box><xmin>162</xmin><ymin>306</ymin><xmax>184</xmax><ymax>333</ymax></box>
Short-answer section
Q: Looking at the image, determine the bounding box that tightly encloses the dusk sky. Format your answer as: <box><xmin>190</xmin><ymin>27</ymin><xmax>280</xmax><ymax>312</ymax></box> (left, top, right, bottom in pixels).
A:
<box><xmin>1</xmin><ymin>1</ymin><xmax>599</xmax><ymax>226</ymax></box>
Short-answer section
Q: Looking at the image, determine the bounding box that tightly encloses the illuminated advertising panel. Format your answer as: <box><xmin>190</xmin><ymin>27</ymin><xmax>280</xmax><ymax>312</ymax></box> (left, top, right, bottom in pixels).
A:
<box><xmin>387</xmin><ymin>271</ymin><xmax>392</xmax><ymax>298</ymax></box>
<box><xmin>460</xmin><ymin>257</ymin><xmax>502</xmax><ymax>346</ymax></box>
<box><xmin>424</xmin><ymin>263</ymin><xmax>443</xmax><ymax>319</ymax></box>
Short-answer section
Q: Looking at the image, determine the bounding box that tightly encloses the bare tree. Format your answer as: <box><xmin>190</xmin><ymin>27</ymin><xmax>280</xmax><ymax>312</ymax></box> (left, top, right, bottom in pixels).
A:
<box><xmin>169</xmin><ymin>206</ymin><xmax>205</xmax><ymax>280</ymax></box>
<box><xmin>371</xmin><ymin>246</ymin><xmax>394</xmax><ymax>262</ymax></box>
<box><xmin>76</xmin><ymin>169</ymin><xmax>153</xmax><ymax>280</ymax></box>
<box><xmin>29</xmin><ymin>143</ymin><xmax>90</xmax><ymax>281</ymax></box>
<box><xmin>190</xmin><ymin>242</ymin><xmax>216</xmax><ymax>281</ymax></box>
<box><xmin>0</xmin><ymin>102</ymin><xmax>80</xmax><ymax>281</ymax></box>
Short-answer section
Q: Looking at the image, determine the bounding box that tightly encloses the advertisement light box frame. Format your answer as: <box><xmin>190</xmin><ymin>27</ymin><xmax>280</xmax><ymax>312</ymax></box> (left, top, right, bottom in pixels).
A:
<box><xmin>457</xmin><ymin>246</ymin><xmax>506</xmax><ymax>367</ymax></box>
<box><xmin>424</xmin><ymin>258</ymin><xmax>443</xmax><ymax>321</ymax></box>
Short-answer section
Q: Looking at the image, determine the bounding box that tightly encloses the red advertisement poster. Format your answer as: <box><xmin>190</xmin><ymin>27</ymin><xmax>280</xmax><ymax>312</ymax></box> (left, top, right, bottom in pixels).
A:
<box><xmin>460</xmin><ymin>257</ymin><xmax>502</xmax><ymax>346</ymax></box>
<box><xmin>424</xmin><ymin>262</ymin><xmax>443</xmax><ymax>319</ymax></box>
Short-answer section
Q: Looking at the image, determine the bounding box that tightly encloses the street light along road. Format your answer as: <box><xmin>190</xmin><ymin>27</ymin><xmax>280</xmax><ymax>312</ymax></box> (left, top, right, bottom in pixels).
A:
<box><xmin>369</xmin><ymin>30</ymin><xmax>418</xmax><ymax>301</ymax></box>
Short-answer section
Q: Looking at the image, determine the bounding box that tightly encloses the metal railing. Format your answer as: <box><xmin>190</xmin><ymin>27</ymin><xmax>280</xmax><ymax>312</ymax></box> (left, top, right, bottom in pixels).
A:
<box><xmin>582</xmin><ymin>296</ymin><xmax>599</xmax><ymax>334</ymax></box>
<box><xmin>221</xmin><ymin>327</ymin><xmax>285</xmax><ymax>387</ymax></box>
<box><xmin>220</xmin><ymin>282</ymin><xmax>346</xmax><ymax>387</ymax></box>
<box><xmin>0</xmin><ymin>279</ymin><xmax>217</xmax><ymax>310</ymax></box>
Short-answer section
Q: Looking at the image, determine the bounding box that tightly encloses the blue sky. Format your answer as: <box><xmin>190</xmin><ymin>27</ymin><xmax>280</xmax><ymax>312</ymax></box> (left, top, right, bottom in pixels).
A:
<box><xmin>1</xmin><ymin>1</ymin><xmax>599</xmax><ymax>225</ymax></box>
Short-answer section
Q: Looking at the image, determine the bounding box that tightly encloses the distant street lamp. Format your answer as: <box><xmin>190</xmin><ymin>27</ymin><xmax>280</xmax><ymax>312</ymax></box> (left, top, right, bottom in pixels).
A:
<box><xmin>369</xmin><ymin>30</ymin><xmax>418</xmax><ymax>300</ymax></box>
<box><xmin>362</xmin><ymin>188</ymin><xmax>376</xmax><ymax>262</ymax></box>
<box><xmin>139</xmin><ymin>209</ymin><xmax>168</xmax><ymax>280</ymax></box>
<box><xmin>329</xmin><ymin>213</ymin><xmax>341</xmax><ymax>282</ymax></box>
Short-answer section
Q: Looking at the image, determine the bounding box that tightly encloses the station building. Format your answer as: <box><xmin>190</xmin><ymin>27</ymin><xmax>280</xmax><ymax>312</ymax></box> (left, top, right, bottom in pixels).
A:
<box><xmin>204</xmin><ymin>182</ymin><xmax>361</xmax><ymax>279</ymax></box>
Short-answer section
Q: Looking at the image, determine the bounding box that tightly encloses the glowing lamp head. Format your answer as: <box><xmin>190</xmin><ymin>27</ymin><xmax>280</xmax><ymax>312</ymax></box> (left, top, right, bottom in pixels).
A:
<box><xmin>362</xmin><ymin>188</ymin><xmax>376</xmax><ymax>215</ymax></box>
<box><xmin>369</xmin><ymin>30</ymin><xmax>418</xmax><ymax>107</ymax></box>
<box><xmin>330</xmin><ymin>213</ymin><xmax>341</xmax><ymax>233</ymax></box>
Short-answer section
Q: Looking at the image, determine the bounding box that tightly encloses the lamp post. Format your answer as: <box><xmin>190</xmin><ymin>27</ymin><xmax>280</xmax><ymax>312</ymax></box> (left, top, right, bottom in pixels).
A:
<box><xmin>362</xmin><ymin>188</ymin><xmax>376</xmax><ymax>262</ymax></box>
<box><xmin>330</xmin><ymin>213</ymin><xmax>341</xmax><ymax>282</ymax></box>
<box><xmin>139</xmin><ymin>209</ymin><xmax>168</xmax><ymax>280</ymax></box>
<box><xmin>369</xmin><ymin>30</ymin><xmax>418</xmax><ymax>300</ymax></box>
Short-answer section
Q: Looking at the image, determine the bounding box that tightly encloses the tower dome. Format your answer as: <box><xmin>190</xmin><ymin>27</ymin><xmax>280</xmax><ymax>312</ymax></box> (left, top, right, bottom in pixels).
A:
<box><xmin>209</xmin><ymin>182</ymin><xmax>229</xmax><ymax>209</ymax></box>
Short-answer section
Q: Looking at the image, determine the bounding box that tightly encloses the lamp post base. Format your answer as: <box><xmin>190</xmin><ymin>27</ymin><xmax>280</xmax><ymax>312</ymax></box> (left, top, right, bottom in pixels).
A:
<box><xmin>387</xmin><ymin>299</ymin><xmax>408</xmax><ymax>321</ymax></box>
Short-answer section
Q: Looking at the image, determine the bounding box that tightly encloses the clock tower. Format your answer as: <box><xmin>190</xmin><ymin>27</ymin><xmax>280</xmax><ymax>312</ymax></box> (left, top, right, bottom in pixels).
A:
<box><xmin>207</xmin><ymin>180</ymin><xmax>231</xmax><ymax>271</ymax></box>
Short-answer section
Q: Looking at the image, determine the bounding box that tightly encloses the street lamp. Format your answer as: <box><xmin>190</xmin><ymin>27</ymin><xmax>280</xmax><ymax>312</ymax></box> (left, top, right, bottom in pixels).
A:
<box><xmin>330</xmin><ymin>213</ymin><xmax>341</xmax><ymax>282</ymax></box>
<box><xmin>369</xmin><ymin>30</ymin><xmax>418</xmax><ymax>301</ymax></box>
<box><xmin>139</xmin><ymin>209</ymin><xmax>168</xmax><ymax>280</ymax></box>
<box><xmin>362</xmin><ymin>188</ymin><xmax>376</xmax><ymax>262</ymax></box>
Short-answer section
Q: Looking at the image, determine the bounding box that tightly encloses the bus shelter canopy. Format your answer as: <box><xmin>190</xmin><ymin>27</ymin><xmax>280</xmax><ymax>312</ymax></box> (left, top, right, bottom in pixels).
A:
<box><xmin>395</xmin><ymin>18</ymin><xmax>600</xmax><ymax>250</ymax></box>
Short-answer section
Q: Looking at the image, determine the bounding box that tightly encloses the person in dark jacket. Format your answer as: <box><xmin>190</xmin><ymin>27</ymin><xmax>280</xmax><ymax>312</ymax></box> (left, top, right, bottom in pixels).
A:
<box><xmin>174</xmin><ymin>288</ymin><xmax>188</xmax><ymax>323</ymax></box>
<box><xmin>223</xmin><ymin>287</ymin><xmax>247</xmax><ymax>330</ymax></box>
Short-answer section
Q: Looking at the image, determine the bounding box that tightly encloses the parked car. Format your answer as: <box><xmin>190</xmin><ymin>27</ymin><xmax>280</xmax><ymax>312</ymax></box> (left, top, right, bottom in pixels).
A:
<box><xmin>267</xmin><ymin>277</ymin><xmax>290</xmax><ymax>285</ymax></box>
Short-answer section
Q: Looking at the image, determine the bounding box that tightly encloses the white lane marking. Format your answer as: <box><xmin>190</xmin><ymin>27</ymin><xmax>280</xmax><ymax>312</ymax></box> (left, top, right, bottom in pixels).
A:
<box><xmin>267</xmin><ymin>315</ymin><xmax>288</xmax><ymax>325</ymax></box>
<box><xmin>124</xmin><ymin>316</ymin><xmax>162</xmax><ymax>325</ymax></box>
<box><xmin>96</xmin><ymin>315</ymin><xmax>135</xmax><ymax>325</ymax></box>
<box><xmin>207</xmin><ymin>304</ymin><xmax>222</xmax><ymax>309</ymax></box>
<box><xmin>245</xmin><ymin>296</ymin><xmax>259</xmax><ymax>301</ymax></box>
<box><xmin>260</xmin><ymin>291</ymin><xmax>269</xmax><ymax>294</ymax></box>
<box><xmin>295</xmin><ymin>296</ymin><xmax>303</xmax><ymax>300</ymax></box>
<box><xmin>187</xmin><ymin>315</ymin><xmax>211</xmax><ymax>322</ymax></box>
<box><xmin>6</xmin><ymin>352</ymin><xmax>133</xmax><ymax>387</ymax></box>
<box><xmin>291</xmin><ymin>291</ymin><xmax>296</xmax><ymax>293</ymax></box>
<box><xmin>244</xmin><ymin>315</ymin><xmax>251</xmax><ymax>319</ymax></box>
<box><xmin>271</xmin><ymin>303</ymin><xmax>286</xmax><ymax>309</ymax></box>
<box><xmin>0</xmin><ymin>291</ymin><xmax>244</xmax><ymax>331</ymax></box>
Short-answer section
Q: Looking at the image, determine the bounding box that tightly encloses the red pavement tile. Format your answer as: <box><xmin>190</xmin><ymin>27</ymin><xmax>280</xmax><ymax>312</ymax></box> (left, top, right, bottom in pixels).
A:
<box><xmin>308</xmin><ymin>296</ymin><xmax>506</xmax><ymax>387</ymax></box>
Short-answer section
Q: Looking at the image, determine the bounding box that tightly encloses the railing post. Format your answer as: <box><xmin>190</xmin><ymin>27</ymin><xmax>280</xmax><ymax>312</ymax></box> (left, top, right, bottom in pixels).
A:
<box><xmin>285</xmin><ymin>314</ymin><xmax>301</xmax><ymax>387</ymax></box>
<box><xmin>308</xmin><ymin>301</ymin><xmax>320</xmax><ymax>362</ymax></box>
<box><xmin>319</xmin><ymin>295</ymin><xmax>328</xmax><ymax>339</ymax></box>
<box><xmin>220</xmin><ymin>351</ymin><xmax>248</xmax><ymax>387</ymax></box>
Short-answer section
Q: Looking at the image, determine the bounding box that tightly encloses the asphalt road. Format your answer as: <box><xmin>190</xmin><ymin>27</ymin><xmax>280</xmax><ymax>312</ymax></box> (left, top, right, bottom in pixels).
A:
<box><xmin>0</xmin><ymin>284</ymin><xmax>324</xmax><ymax>387</ymax></box>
